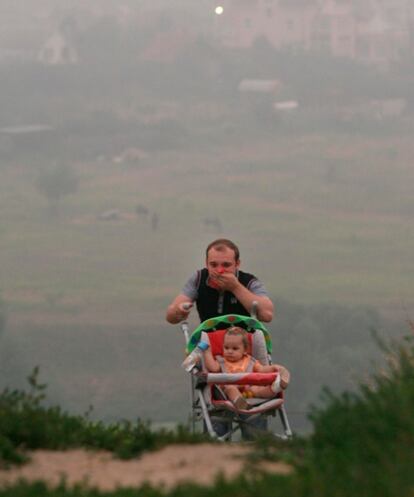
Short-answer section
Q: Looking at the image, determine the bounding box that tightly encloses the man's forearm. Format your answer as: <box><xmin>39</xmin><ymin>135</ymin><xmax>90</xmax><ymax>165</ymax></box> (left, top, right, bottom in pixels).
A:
<box><xmin>166</xmin><ymin>304</ymin><xmax>182</xmax><ymax>324</ymax></box>
<box><xmin>231</xmin><ymin>284</ymin><xmax>274</xmax><ymax>322</ymax></box>
<box><xmin>166</xmin><ymin>296</ymin><xmax>193</xmax><ymax>324</ymax></box>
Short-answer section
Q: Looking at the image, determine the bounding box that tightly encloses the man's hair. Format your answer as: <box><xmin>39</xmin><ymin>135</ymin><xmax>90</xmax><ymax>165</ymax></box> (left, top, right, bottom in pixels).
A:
<box><xmin>206</xmin><ymin>239</ymin><xmax>240</xmax><ymax>261</ymax></box>
<box><xmin>225</xmin><ymin>326</ymin><xmax>249</xmax><ymax>348</ymax></box>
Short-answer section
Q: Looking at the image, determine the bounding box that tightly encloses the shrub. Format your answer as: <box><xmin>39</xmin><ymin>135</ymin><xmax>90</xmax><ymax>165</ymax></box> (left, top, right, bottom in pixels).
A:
<box><xmin>35</xmin><ymin>165</ymin><xmax>79</xmax><ymax>215</ymax></box>
<box><xmin>2</xmin><ymin>333</ymin><xmax>414</xmax><ymax>497</ymax></box>
<box><xmin>0</xmin><ymin>367</ymin><xmax>207</xmax><ymax>467</ymax></box>
<box><xmin>303</xmin><ymin>333</ymin><xmax>414</xmax><ymax>497</ymax></box>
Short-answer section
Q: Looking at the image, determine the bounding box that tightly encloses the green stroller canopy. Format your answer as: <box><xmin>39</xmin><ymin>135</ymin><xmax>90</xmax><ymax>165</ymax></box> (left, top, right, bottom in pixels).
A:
<box><xmin>187</xmin><ymin>314</ymin><xmax>272</xmax><ymax>354</ymax></box>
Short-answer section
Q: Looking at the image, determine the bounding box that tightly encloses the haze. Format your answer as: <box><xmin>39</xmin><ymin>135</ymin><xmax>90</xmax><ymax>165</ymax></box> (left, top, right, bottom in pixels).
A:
<box><xmin>0</xmin><ymin>0</ymin><xmax>412</xmax><ymax>432</ymax></box>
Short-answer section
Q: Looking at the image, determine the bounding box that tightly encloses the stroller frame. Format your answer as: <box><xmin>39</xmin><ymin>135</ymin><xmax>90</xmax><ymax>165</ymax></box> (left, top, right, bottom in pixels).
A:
<box><xmin>181</xmin><ymin>312</ymin><xmax>293</xmax><ymax>441</ymax></box>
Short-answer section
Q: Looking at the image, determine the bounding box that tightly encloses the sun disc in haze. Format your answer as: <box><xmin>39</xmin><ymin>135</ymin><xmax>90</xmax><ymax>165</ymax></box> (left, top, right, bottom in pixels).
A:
<box><xmin>215</xmin><ymin>6</ymin><xmax>224</xmax><ymax>15</ymax></box>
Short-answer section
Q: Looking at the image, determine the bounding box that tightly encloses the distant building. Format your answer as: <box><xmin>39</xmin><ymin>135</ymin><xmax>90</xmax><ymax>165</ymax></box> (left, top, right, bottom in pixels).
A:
<box><xmin>38</xmin><ymin>31</ymin><xmax>78</xmax><ymax>65</ymax></box>
<box><xmin>141</xmin><ymin>29</ymin><xmax>196</xmax><ymax>63</ymax></box>
<box><xmin>212</xmin><ymin>0</ymin><xmax>413</xmax><ymax>68</ymax></box>
<box><xmin>238</xmin><ymin>79</ymin><xmax>281</xmax><ymax>93</ymax></box>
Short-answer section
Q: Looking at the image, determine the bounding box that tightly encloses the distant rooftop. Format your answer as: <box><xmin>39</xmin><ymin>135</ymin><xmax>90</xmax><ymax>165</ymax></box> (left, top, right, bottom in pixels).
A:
<box><xmin>0</xmin><ymin>124</ymin><xmax>54</xmax><ymax>135</ymax></box>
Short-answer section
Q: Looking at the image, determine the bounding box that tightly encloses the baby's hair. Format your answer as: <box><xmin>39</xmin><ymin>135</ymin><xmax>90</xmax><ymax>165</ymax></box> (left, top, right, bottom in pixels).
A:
<box><xmin>225</xmin><ymin>326</ymin><xmax>249</xmax><ymax>349</ymax></box>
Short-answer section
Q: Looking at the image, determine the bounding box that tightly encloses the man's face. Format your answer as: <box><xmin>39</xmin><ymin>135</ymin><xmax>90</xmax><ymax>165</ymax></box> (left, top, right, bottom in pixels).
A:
<box><xmin>206</xmin><ymin>246</ymin><xmax>240</xmax><ymax>277</ymax></box>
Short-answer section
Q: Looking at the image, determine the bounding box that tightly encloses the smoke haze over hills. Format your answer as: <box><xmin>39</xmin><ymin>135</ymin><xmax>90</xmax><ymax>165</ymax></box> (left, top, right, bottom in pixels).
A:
<box><xmin>0</xmin><ymin>0</ymin><xmax>413</xmax><ymax>433</ymax></box>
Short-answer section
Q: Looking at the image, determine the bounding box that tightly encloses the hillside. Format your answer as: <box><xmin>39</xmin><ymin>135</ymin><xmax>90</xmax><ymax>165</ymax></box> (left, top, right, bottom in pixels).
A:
<box><xmin>1</xmin><ymin>132</ymin><xmax>413</xmax><ymax>326</ymax></box>
<box><xmin>0</xmin><ymin>130</ymin><xmax>411</xmax><ymax>431</ymax></box>
<box><xmin>0</xmin><ymin>331</ymin><xmax>413</xmax><ymax>496</ymax></box>
<box><xmin>0</xmin><ymin>50</ymin><xmax>413</xmax><ymax>432</ymax></box>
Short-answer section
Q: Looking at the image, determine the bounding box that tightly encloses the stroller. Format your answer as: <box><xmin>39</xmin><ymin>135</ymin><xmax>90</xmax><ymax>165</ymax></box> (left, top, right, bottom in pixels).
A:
<box><xmin>180</xmin><ymin>310</ymin><xmax>293</xmax><ymax>441</ymax></box>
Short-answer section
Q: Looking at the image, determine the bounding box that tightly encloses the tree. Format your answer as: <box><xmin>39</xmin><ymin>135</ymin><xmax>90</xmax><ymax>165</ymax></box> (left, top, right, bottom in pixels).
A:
<box><xmin>35</xmin><ymin>165</ymin><xmax>79</xmax><ymax>215</ymax></box>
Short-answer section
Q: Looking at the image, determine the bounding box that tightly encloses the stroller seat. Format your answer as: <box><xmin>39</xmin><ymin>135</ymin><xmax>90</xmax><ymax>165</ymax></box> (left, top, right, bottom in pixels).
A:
<box><xmin>204</xmin><ymin>328</ymin><xmax>284</xmax><ymax>412</ymax></box>
<box><xmin>181</xmin><ymin>314</ymin><xmax>292</xmax><ymax>441</ymax></box>
<box><xmin>211</xmin><ymin>393</ymin><xmax>284</xmax><ymax>414</ymax></box>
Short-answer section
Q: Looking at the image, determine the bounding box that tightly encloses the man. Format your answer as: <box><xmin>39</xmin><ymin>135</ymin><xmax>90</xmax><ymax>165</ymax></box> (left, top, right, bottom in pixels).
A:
<box><xmin>166</xmin><ymin>238</ymin><xmax>274</xmax><ymax>324</ymax></box>
<box><xmin>166</xmin><ymin>238</ymin><xmax>274</xmax><ymax>439</ymax></box>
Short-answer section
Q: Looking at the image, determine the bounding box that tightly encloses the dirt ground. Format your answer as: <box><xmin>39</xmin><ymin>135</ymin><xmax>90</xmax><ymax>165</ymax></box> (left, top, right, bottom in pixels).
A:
<box><xmin>0</xmin><ymin>444</ymin><xmax>292</xmax><ymax>491</ymax></box>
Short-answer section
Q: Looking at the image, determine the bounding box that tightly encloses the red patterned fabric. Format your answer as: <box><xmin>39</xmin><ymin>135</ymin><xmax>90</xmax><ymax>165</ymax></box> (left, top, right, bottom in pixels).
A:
<box><xmin>206</xmin><ymin>372</ymin><xmax>278</xmax><ymax>385</ymax></box>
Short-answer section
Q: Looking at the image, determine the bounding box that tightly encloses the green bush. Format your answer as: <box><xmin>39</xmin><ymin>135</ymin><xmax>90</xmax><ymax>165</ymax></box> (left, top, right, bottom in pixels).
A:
<box><xmin>0</xmin><ymin>367</ymin><xmax>207</xmax><ymax>467</ymax></box>
<box><xmin>35</xmin><ymin>165</ymin><xmax>79</xmax><ymax>214</ymax></box>
<box><xmin>2</xmin><ymin>334</ymin><xmax>414</xmax><ymax>496</ymax></box>
<box><xmin>302</xmin><ymin>334</ymin><xmax>414</xmax><ymax>497</ymax></box>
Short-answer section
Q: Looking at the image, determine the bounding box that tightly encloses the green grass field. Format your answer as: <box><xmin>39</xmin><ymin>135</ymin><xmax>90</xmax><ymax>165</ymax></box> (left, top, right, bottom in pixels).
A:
<box><xmin>0</xmin><ymin>131</ymin><xmax>413</xmax><ymax>329</ymax></box>
<box><xmin>1</xmin><ymin>332</ymin><xmax>414</xmax><ymax>497</ymax></box>
<box><xmin>0</xmin><ymin>127</ymin><xmax>412</xmax><ymax>429</ymax></box>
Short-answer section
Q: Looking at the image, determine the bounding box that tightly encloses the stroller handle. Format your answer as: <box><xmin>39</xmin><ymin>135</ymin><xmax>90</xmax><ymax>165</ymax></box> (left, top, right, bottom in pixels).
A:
<box><xmin>180</xmin><ymin>321</ymin><xmax>191</xmax><ymax>344</ymax></box>
<box><xmin>179</xmin><ymin>303</ymin><xmax>194</xmax><ymax>344</ymax></box>
<box><xmin>251</xmin><ymin>300</ymin><xmax>258</xmax><ymax>319</ymax></box>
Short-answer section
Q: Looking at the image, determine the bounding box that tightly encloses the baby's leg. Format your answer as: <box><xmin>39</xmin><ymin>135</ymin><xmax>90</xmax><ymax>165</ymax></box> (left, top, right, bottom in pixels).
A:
<box><xmin>223</xmin><ymin>385</ymin><xmax>241</xmax><ymax>403</ymax></box>
<box><xmin>250</xmin><ymin>366</ymin><xmax>290</xmax><ymax>398</ymax></box>
<box><xmin>224</xmin><ymin>385</ymin><xmax>249</xmax><ymax>409</ymax></box>
<box><xmin>276</xmin><ymin>365</ymin><xmax>290</xmax><ymax>389</ymax></box>
<box><xmin>249</xmin><ymin>385</ymin><xmax>275</xmax><ymax>398</ymax></box>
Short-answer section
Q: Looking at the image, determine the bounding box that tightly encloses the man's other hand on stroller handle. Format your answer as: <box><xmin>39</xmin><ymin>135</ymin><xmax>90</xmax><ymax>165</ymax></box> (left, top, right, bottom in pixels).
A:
<box><xmin>176</xmin><ymin>302</ymin><xmax>193</xmax><ymax>321</ymax></box>
<box><xmin>181</xmin><ymin>302</ymin><xmax>193</xmax><ymax>312</ymax></box>
<box><xmin>166</xmin><ymin>296</ymin><xmax>194</xmax><ymax>323</ymax></box>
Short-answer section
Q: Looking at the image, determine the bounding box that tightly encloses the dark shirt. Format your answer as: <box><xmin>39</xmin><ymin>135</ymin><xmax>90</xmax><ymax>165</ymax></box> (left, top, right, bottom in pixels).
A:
<box><xmin>182</xmin><ymin>268</ymin><xmax>268</xmax><ymax>322</ymax></box>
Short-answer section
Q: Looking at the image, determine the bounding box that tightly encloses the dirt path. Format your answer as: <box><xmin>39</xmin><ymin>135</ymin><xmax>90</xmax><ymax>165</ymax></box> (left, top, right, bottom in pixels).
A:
<box><xmin>0</xmin><ymin>445</ymin><xmax>292</xmax><ymax>491</ymax></box>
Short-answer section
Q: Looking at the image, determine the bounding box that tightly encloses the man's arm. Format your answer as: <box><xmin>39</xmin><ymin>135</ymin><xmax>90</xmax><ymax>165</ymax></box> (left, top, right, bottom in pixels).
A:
<box><xmin>166</xmin><ymin>272</ymin><xmax>199</xmax><ymax>324</ymax></box>
<box><xmin>166</xmin><ymin>294</ymin><xmax>194</xmax><ymax>324</ymax></box>
<box><xmin>232</xmin><ymin>284</ymin><xmax>274</xmax><ymax>322</ymax></box>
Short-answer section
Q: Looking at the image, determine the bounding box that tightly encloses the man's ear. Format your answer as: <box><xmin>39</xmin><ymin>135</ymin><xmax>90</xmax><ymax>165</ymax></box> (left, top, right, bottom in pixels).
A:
<box><xmin>235</xmin><ymin>259</ymin><xmax>241</xmax><ymax>269</ymax></box>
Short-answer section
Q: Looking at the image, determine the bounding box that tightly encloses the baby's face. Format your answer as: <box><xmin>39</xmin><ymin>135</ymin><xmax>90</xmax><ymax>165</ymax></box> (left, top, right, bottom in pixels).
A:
<box><xmin>223</xmin><ymin>335</ymin><xmax>246</xmax><ymax>362</ymax></box>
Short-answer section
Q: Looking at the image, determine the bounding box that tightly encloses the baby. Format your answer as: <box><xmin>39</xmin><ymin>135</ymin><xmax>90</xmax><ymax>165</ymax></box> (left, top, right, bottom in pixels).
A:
<box><xmin>203</xmin><ymin>326</ymin><xmax>290</xmax><ymax>410</ymax></box>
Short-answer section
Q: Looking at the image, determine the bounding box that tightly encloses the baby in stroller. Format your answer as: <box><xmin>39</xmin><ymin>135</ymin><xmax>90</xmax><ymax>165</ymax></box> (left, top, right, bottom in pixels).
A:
<box><xmin>180</xmin><ymin>314</ymin><xmax>293</xmax><ymax>439</ymax></box>
<box><xmin>203</xmin><ymin>326</ymin><xmax>290</xmax><ymax>410</ymax></box>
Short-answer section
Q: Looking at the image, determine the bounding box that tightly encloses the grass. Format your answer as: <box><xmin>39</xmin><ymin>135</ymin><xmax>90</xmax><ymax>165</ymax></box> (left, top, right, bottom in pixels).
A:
<box><xmin>0</xmin><ymin>367</ymin><xmax>208</xmax><ymax>468</ymax></box>
<box><xmin>2</xmin><ymin>129</ymin><xmax>411</xmax><ymax>432</ymax></box>
<box><xmin>1</xmin><ymin>333</ymin><xmax>414</xmax><ymax>495</ymax></box>
<box><xmin>1</xmin><ymin>132</ymin><xmax>414</xmax><ymax>328</ymax></box>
